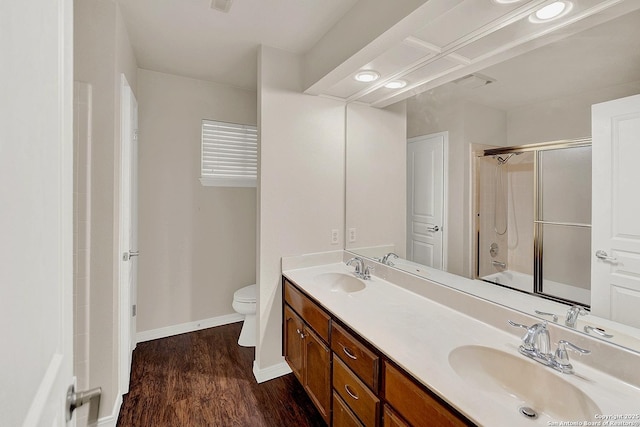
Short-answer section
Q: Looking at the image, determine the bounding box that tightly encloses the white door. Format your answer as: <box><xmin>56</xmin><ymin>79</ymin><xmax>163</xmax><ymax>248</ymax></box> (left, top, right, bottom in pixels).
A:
<box><xmin>0</xmin><ymin>0</ymin><xmax>74</xmax><ymax>425</ymax></box>
<box><xmin>591</xmin><ymin>94</ymin><xmax>640</xmax><ymax>328</ymax></box>
<box><xmin>407</xmin><ymin>132</ymin><xmax>447</xmax><ymax>269</ymax></box>
<box><xmin>119</xmin><ymin>75</ymin><xmax>139</xmax><ymax>393</ymax></box>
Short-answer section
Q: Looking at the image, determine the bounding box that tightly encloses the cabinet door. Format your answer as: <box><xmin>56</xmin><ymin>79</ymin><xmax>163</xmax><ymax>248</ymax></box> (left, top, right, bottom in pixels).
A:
<box><xmin>383</xmin><ymin>405</ymin><xmax>409</xmax><ymax>427</ymax></box>
<box><xmin>304</xmin><ymin>326</ymin><xmax>331</xmax><ymax>424</ymax></box>
<box><xmin>334</xmin><ymin>392</ymin><xmax>364</xmax><ymax>427</ymax></box>
<box><xmin>284</xmin><ymin>305</ymin><xmax>304</xmax><ymax>382</ymax></box>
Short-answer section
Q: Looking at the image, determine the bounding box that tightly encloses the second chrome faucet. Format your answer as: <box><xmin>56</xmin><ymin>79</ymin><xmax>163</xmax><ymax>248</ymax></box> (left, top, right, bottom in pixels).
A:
<box><xmin>508</xmin><ymin>320</ymin><xmax>590</xmax><ymax>374</ymax></box>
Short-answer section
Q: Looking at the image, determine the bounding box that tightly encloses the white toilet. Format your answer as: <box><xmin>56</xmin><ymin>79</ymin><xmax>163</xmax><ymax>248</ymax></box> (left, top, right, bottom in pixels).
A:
<box><xmin>232</xmin><ymin>284</ymin><xmax>257</xmax><ymax>347</ymax></box>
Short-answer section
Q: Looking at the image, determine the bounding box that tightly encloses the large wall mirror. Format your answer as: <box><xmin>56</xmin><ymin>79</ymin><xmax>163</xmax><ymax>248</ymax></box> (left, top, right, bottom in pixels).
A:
<box><xmin>345</xmin><ymin>7</ymin><xmax>640</xmax><ymax>353</ymax></box>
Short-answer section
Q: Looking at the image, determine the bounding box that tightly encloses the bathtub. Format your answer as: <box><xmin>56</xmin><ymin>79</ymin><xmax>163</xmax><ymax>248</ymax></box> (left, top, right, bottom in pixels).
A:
<box><xmin>481</xmin><ymin>270</ymin><xmax>590</xmax><ymax>305</ymax></box>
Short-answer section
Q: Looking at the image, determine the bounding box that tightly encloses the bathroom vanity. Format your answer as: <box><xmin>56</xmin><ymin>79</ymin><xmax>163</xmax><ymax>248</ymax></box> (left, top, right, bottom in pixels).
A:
<box><xmin>283</xmin><ymin>277</ymin><xmax>470</xmax><ymax>427</ymax></box>
<box><xmin>281</xmin><ymin>254</ymin><xmax>640</xmax><ymax>427</ymax></box>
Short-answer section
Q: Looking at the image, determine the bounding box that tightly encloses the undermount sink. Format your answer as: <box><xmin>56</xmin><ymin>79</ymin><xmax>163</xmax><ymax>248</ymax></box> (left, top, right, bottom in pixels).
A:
<box><xmin>315</xmin><ymin>272</ymin><xmax>366</xmax><ymax>293</ymax></box>
<box><xmin>448</xmin><ymin>345</ymin><xmax>600</xmax><ymax>421</ymax></box>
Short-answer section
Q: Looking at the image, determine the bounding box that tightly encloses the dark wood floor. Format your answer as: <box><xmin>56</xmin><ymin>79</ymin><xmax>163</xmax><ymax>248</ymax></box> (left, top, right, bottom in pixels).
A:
<box><xmin>117</xmin><ymin>322</ymin><xmax>325</xmax><ymax>427</ymax></box>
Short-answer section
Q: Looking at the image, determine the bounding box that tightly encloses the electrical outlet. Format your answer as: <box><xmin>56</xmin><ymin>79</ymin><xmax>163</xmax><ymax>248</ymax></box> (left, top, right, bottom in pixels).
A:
<box><xmin>331</xmin><ymin>229</ymin><xmax>339</xmax><ymax>245</ymax></box>
<box><xmin>348</xmin><ymin>227</ymin><xmax>356</xmax><ymax>243</ymax></box>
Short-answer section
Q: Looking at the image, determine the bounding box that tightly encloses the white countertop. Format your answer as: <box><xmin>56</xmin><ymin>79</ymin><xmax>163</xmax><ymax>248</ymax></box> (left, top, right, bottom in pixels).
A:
<box><xmin>283</xmin><ymin>262</ymin><xmax>640</xmax><ymax>427</ymax></box>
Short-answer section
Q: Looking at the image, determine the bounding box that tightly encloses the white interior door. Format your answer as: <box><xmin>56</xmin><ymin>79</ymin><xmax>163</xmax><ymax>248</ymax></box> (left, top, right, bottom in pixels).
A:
<box><xmin>591</xmin><ymin>94</ymin><xmax>640</xmax><ymax>328</ymax></box>
<box><xmin>0</xmin><ymin>0</ymin><xmax>74</xmax><ymax>425</ymax></box>
<box><xmin>407</xmin><ymin>132</ymin><xmax>447</xmax><ymax>269</ymax></box>
<box><xmin>119</xmin><ymin>75</ymin><xmax>139</xmax><ymax>393</ymax></box>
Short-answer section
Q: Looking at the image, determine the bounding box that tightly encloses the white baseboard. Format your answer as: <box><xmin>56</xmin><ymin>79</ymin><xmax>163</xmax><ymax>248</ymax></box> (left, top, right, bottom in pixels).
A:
<box><xmin>96</xmin><ymin>391</ymin><xmax>122</xmax><ymax>427</ymax></box>
<box><xmin>136</xmin><ymin>313</ymin><xmax>244</xmax><ymax>343</ymax></box>
<box><xmin>252</xmin><ymin>359</ymin><xmax>292</xmax><ymax>383</ymax></box>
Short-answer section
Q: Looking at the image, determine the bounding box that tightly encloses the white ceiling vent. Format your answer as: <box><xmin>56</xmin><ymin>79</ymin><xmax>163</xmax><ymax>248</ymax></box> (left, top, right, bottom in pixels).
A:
<box><xmin>210</xmin><ymin>0</ymin><xmax>233</xmax><ymax>13</ymax></box>
<box><xmin>453</xmin><ymin>73</ymin><xmax>495</xmax><ymax>89</ymax></box>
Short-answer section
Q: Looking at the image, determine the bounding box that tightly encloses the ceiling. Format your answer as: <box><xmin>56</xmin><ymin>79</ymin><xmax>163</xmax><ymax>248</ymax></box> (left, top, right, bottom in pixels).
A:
<box><xmin>118</xmin><ymin>0</ymin><xmax>640</xmax><ymax>107</ymax></box>
<box><xmin>310</xmin><ymin>0</ymin><xmax>640</xmax><ymax>108</ymax></box>
<box><xmin>421</xmin><ymin>8</ymin><xmax>640</xmax><ymax>111</ymax></box>
<box><xmin>117</xmin><ymin>0</ymin><xmax>358</xmax><ymax>90</ymax></box>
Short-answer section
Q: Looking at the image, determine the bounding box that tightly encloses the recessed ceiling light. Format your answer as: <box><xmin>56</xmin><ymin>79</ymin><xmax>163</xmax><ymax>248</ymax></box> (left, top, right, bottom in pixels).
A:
<box><xmin>354</xmin><ymin>71</ymin><xmax>380</xmax><ymax>83</ymax></box>
<box><xmin>384</xmin><ymin>80</ymin><xmax>407</xmax><ymax>89</ymax></box>
<box><xmin>529</xmin><ymin>1</ymin><xmax>573</xmax><ymax>23</ymax></box>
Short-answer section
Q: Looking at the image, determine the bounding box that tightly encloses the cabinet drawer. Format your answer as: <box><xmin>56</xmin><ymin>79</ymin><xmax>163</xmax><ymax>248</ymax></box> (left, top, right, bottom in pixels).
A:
<box><xmin>384</xmin><ymin>362</ymin><xmax>469</xmax><ymax>427</ymax></box>
<box><xmin>334</xmin><ymin>357</ymin><xmax>380</xmax><ymax>427</ymax></box>
<box><xmin>332</xmin><ymin>323</ymin><xmax>379</xmax><ymax>391</ymax></box>
<box><xmin>284</xmin><ymin>280</ymin><xmax>330</xmax><ymax>342</ymax></box>
<box><xmin>383</xmin><ymin>405</ymin><xmax>409</xmax><ymax>427</ymax></box>
<box><xmin>333</xmin><ymin>392</ymin><xmax>364</xmax><ymax>427</ymax></box>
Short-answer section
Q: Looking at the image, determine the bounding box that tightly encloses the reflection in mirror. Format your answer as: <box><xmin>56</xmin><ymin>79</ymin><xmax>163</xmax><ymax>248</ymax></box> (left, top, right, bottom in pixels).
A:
<box><xmin>345</xmin><ymin>8</ymin><xmax>640</xmax><ymax>353</ymax></box>
<box><xmin>477</xmin><ymin>141</ymin><xmax>592</xmax><ymax>307</ymax></box>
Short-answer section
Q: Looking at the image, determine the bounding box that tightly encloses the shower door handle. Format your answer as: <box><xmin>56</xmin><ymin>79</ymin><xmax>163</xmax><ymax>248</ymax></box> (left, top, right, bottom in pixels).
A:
<box><xmin>595</xmin><ymin>250</ymin><xmax>617</xmax><ymax>262</ymax></box>
<box><xmin>427</xmin><ymin>225</ymin><xmax>440</xmax><ymax>232</ymax></box>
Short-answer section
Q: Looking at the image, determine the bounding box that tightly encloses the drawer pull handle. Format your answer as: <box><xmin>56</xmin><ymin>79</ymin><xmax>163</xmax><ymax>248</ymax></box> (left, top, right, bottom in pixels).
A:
<box><xmin>343</xmin><ymin>346</ymin><xmax>357</xmax><ymax>360</ymax></box>
<box><xmin>344</xmin><ymin>384</ymin><xmax>359</xmax><ymax>400</ymax></box>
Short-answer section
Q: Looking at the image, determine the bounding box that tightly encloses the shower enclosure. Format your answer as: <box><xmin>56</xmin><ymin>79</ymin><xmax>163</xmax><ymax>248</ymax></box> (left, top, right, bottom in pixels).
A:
<box><xmin>475</xmin><ymin>139</ymin><xmax>592</xmax><ymax>306</ymax></box>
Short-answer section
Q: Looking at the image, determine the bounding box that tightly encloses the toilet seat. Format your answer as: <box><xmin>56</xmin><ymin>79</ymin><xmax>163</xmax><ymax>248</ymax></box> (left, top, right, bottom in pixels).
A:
<box><xmin>234</xmin><ymin>284</ymin><xmax>256</xmax><ymax>303</ymax></box>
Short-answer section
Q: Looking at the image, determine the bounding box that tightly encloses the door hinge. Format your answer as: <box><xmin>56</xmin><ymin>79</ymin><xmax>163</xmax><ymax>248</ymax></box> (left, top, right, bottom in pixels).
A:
<box><xmin>133</xmin><ymin>129</ymin><xmax>139</xmax><ymax>141</ymax></box>
<box><xmin>132</xmin><ymin>304</ymin><xmax>137</xmax><ymax>317</ymax></box>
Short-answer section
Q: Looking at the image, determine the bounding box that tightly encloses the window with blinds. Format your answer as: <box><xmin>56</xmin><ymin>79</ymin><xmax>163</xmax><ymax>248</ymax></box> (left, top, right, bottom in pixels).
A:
<box><xmin>200</xmin><ymin>119</ymin><xmax>258</xmax><ymax>187</ymax></box>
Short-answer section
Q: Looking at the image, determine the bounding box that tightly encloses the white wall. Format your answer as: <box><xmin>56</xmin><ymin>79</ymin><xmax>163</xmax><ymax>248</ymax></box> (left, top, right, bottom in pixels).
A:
<box><xmin>257</xmin><ymin>46</ymin><xmax>345</xmax><ymax>371</ymax></box>
<box><xmin>74</xmin><ymin>0</ymin><xmax>137</xmax><ymax>419</ymax></box>
<box><xmin>345</xmin><ymin>102</ymin><xmax>407</xmax><ymax>255</ymax></box>
<box><xmin>507</xmin><ymin>81</ymin><xmax>640</xmax><ymax>145</ymax></box>
<box><xmin>72</xmin><ymin>82</ymin><xmax>92</xmax><ymax>426</ymax></box>
<box><xmin>136</xmin><ymin>69</ymin><xmax>257</xmax><ymax>334</ymax></box>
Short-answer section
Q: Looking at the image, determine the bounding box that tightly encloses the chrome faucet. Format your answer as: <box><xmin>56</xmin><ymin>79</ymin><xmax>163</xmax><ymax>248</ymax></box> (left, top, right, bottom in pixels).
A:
<box><xmin>552</xmin><ymin>340</ymin><xmax>591</xmax><ymax>374</ymax></box>
<box><xmin>346</xmin><ymin>257</ymin><xmax>374</xmax><ymax>280</ymax></box>
<box><xmin>534</xmin><ymin>310</ymin><xmax>558</xmax><ymax>322</ymax></box>
<box><xmin>584</xmin><ymin>325</ymin><xmax>613</xmax><ymax>338</ymax></box>
<box><xmin>509</xmin><ymin>320</ymin><xmax>590</xmax><ymax>374</ymax></box>
<box><xmin>565</xmin><ymin>305</ymin><xmax>588</xmax><ymax>328</ymax></box>
<box><xmin>380</xmin><ymin>252</ymin><xmax>399</xmax><ymax>266</ymax></box>
<box><xmin>492</xmin><ymin>260</ymin><xmax>506</xmax><ymax>269</ymax></box>
<box><xmin>509</xmin><ymin>320</ymin><xmax>551</xmax><ymax>362</ymax></box>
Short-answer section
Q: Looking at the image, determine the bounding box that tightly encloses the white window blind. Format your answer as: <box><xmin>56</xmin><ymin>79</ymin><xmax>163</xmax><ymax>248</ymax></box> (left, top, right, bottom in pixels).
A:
<box><xmin>200</xmin><ymin>119</ymin><xmax>257</xmax><ymax>187</ymax></box>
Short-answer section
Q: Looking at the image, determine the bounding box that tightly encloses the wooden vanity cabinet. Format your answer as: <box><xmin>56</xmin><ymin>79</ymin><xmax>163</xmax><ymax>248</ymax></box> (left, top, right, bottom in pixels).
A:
<box><xmin>333</xmin><ymin>392</ymin><xmax>364</xmax><ymax>427</ymax></box>
<box><xmin>284</xmin><ymin>305</ymin><xmax>304</xmax><ymax>381</ymax></box>
<box><xmin>383</xmin><ymin>405</ymin><xmax>410</xmax><ymax>427</ymax></box>
<box><xmin>283</xmin><ymin>276</ymin><xmax>474</xmax><ymax>427</ymax></box>
<box><xmin>303</xmin><ymin>326</ymin><xmax>331</xmax><ymax>422</ymax></box>
<box><xmin>283</xmin><ymin>279</ymin><xmax>331</xmax><ymax>424</ymax></box>
<box><xmin>383</xmin><ymin>362</ymin><xmax>470</xmax><ymax>427</ymax></box>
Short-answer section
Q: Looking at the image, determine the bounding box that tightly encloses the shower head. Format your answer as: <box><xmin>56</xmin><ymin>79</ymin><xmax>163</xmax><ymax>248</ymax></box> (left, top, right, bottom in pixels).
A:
<box><xmin>493</xmin><ymin>153</ymin><xmax>520</xmax><ymax>164</ymax></box>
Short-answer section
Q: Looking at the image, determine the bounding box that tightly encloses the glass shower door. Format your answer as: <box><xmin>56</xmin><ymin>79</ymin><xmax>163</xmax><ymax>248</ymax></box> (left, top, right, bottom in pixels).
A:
<box><xmin>536</xmin><ymin>145</ymin><xmax>592</xmax><ymax>305</ymax></box>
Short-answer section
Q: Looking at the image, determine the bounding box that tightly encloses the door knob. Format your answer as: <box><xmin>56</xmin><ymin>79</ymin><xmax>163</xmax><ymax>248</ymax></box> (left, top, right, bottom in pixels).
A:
<box><xmin>122</xmin><ymin>250</ymin><xmax>140</xmax><ymax>261</ymax></box>
<box><xmin>66</xmin><ymin>384</ymin><xmax>101</xmax><ymax>421</ymax></box>
<box><xmin>595</xmin><ymin>250</ymin><xmax>617</xmax><ymax>262</ymax></box>
<box><xmin>427</xmin><ymin>225</ymin><xmax>440</xmax><ymax>232</ymax></box>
